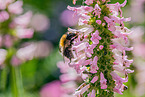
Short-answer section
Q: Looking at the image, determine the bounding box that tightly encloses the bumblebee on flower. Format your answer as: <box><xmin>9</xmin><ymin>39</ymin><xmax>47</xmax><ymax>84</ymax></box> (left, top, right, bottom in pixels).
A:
<box><xmin>59</xmin><ymin>0</ymin><xmax>134</xmax><ymax>96</ymax></box>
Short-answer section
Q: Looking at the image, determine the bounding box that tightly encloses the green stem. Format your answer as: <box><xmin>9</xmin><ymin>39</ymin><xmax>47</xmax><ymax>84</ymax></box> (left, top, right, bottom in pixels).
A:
<box><xmin>0</xmin><ymin>67</ymin><xmax>7</xmax><ymax>91</ymax></box>
<box><xmin>10</xmin><ymin>65</ymin><xmax>24</xmax><ymax>97</ymax></box>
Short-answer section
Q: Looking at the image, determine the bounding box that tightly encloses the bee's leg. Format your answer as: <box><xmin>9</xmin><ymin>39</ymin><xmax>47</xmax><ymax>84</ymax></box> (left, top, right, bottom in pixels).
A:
<box><xmin>68</xmin><ymin>58</ymin><xmax>71</xmax><ymax>65</ymax></box>
<box><xmin>70</xmin><ymin>35</ymin><xmax>78</xmax><ymax>46</ymax></box>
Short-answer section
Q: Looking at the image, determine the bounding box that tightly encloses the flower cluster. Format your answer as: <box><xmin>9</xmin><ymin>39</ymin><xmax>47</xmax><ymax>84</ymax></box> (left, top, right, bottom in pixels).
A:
<box><xmin>0</xmin><ymin>0</ymin><xmax>35</xmax><ymax>66</ymax></box>
<box><xmin>0</xmin><ymin>0</ymin><xmax>51</xmax><ymax>66</ymax></box>
<box><xmin>60</xmin><ymin>0</ymin><xmax>134</xmax><ymax>96</ymax></box>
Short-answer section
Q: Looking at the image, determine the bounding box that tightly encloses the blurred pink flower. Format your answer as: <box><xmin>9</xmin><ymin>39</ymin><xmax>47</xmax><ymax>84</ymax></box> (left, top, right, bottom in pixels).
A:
<box><xmin>13</xmin><ymin>11</ymin><xmax>32</xmax><ymax>27</ymax></box>
<box><xmin>0</xmin><ymin>49</ymin><xmax>7</xmax><ymax>65</ymax></box>
<box><xmin>11</xmin><ymin>56</ymin><xmax>22</xmax><ymax>66</ymax></box>
<box><xmin>30</xmin><ymin>14</ymin><xmax>50</xmax><ymax>32</ymax></box>
<box><xmin>128</xmin><ymin>0</ymin><xmax>145</xmax><ymax>23</ymax></box>
<box><xmin>0</xmin><ymin>11</ymin><xmax>9</xmax><ymax>22</ymax></box>
<box><xmin>0</xmin><ymin>0</ymin><xmax>14</xmax><ymax>10</ymax></box>
<box><xmin>0</xmin><ymin>35</ymin><xmax>2</xmax><ymax>47</ymax></box>
<box><xmin>16</xmin><ymin>27</ymin><xmax>34</xmax><ymax>39</ymax></box>
<box><xmin>129</xmin><ymin>26</ymin><xmax>144</xmax><ymax>43</ymax></box>
<box><xmin>16</xmin><ymin>41</ymin><xmax>52</xmax><ymax>62</ymax></box>
<box><xmin>3</xmin><ymin>35</ymin><xmax>13</xmax><ymax>48</ymax></box>
<box><xmin>8</xmin><ymin>1</ymin><xmax>23</xmax><ymax>15</ymax></box>
<box><xmin>60</xmin><ymin>10</ymin><xmax>79</xmax><ymax>27</ymax></box>
<box><xmin>133</xmin><ymin>44</ymin><xmax>145</xmax><ymax>58</ymax></box>
<box><xmin>88</xmin><ymin>89</ymin><xmax>96</xmax><ymax>97</ymax></box>
<box><xmin>40</xmin><ymin>81</ymin><xmax>63</xmax><ymax>97</ymax></box>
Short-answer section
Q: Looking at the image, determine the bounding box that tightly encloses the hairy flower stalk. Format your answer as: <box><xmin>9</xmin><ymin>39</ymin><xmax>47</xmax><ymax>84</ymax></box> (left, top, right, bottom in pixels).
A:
<box><xmin>61</xmin><ymin>0</ymin><xmax>134</xmax><ymax>96</ymax></box>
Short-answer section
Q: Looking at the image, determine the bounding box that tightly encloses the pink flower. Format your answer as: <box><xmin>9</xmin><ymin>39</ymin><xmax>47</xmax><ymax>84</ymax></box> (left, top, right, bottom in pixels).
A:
<box><xmin>40</xmin><ymin>81</ymin><xmax>63</xmax><ymax>97</ymax></box>
<box><xmin>99</xmin><ymin>45</ymin><xmax>104</xmax><ymax>50</ymax></box>
<box><xmin>91</xmin><ymin>76</ymin><xmax>98</xmax><ymax>83</ymax></box>
<box><xmin>3</xmin><ymin>35</ymin><xmax>13</xmax><ymax>48</ymax></box>
<box><xmin>100</xmin><ymin>72</ymin><xmax>107</xmax><ymax>89</ymax></box>
<box><xmin>16</xmin><ymin>27</ymin><xmax>34</xmax><ymax>39</ymax></box>
<box><xmin>0</xmin><ymin>0</ymin><xmax>13</xmax><ymax>10</ymax></box>
<box><xmin>86</xmin><ymin>43</ymin><xmax>96</xmax><ymax>55</ymax></box>
<box><xmin>102</xmin><ymin>0</ymin><xmax>106</xmax><ymax>2</ymax></box>
<box><xmin>93</xmin><ymin>4</ymin><xmax>101</xmax><ymax>18</ymax></box>
<box><xmin>85</xmin><ymin>0</ymin><xmax>93</xmax><ymax>5</ymax></box>
<box><xmin>91</xmin><ymin>30</ymin><xmax>101</xmax><ymax>45</ymax></box>
<box><xmin>133</xmin><ymin>44</ymin><xmax>145</xmax><ymax>58</ymax></box>
<box><xmin>11</xmin><ymin>56</ymin><xmax>22</xmax><ymax>66</ymax></box>
<box><xmin>60</xmin><ymin>10</ymin><xmax>78</xmax><ymax>27</ymax></box>
<box><xmin>88</xmin><ymin>89</ymin><xmax>96</xmax><ymax>97</ymax></box>
<box><xmin>8</xmin><ymin>1</ymin><xmax>23</xmax><ymax>14</ymax></box>
<box><xmin>74</xmin><ymin>84</ymin><xmax>90</xmax><ymax>96</ymax></box>
<box><xmin>0</xmin><ymin>11</ymin><xmax>9</xmax><ymax>22</ymax></box>
<box><xmin>96</xmin><ymin>20</ymin><xmax>101</xmax><ymax>25</ymax></box>
<box><xmin>110</xmin><ymin>71</ymin><xmax>128</xmax><ymax>94</ymax></box>
<box><xmin>90</xmin><ymin>56</ymin><xmax>99</xmax><ymax>73</ymax></box>
<box><xmin>104</xmin><ymin>16</ymin><xmax>116</xmax><ymax>31</ymax></box>
<box><xmin>111</xmin><ymin>38</ymin><xmax>133</xmax><ymax>52</ymax></box>
<box><xmin>67</xmin><ymin>6</ymin><xmax>93</xmax><ymax>25</ymax></box>
<box><xmin>13</xmin><ymin>11</ymin><xmax>32</xmax><ymax>27</ymax></box>
<box><xmin>107</xmin><ymin>0</ymin><xmax>127</xmax><ymax>17</ymax></box>
<box><xmin>31</xmin><ymin>14</ymin><xmax>50</xmax><ymax>32</ymax></box>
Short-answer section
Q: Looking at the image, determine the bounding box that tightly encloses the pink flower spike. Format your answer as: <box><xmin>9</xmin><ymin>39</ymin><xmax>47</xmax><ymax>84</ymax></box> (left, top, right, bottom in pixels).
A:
<box><xmin>96</xmin><ymin>20</ymin><xmax>101</xmax><ymax>25</ymax></box>
<box><xmin>85</xmin><ymin>0</ymin><xmax>93</xmax><ymax>5</ymax></box>
<box><xmin>100</xmin><ymin>72</ymin><xmax>107</xmax><ymax>89</ymax></box>
<box><xmin>91</xmin><ymin>76</ymin><xmax>98</xmax><ymax>83</ymax></box>
<box><xmin>99</xmin><ymin>45</ymin><xmax>104</xmax><ymax>50</ymax></box>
